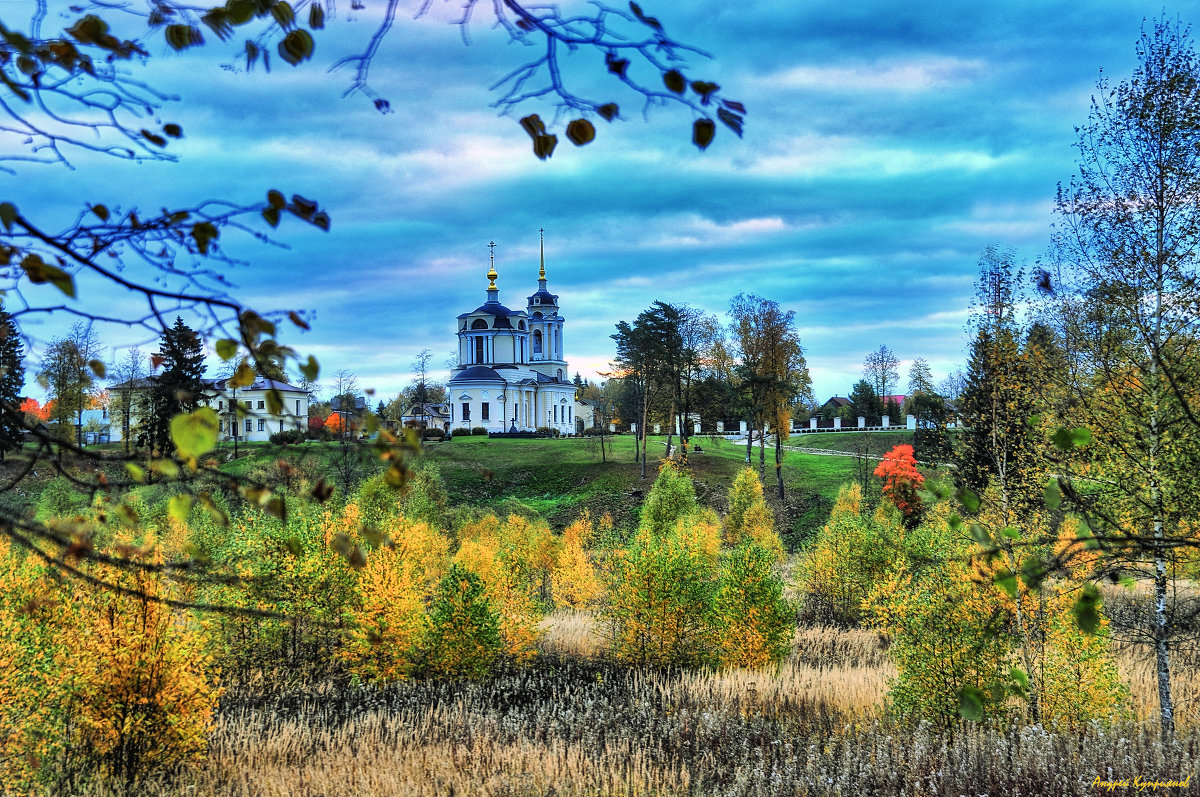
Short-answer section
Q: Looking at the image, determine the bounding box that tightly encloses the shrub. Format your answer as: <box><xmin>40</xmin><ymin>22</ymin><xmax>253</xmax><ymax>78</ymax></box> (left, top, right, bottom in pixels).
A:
<box><xmin>795</xmin><ymin>483</ymin><xmax>902</xmax><ymax>627</ymax></box>
<box><xmin>551</xmin><ymin>512</ymin><xmax>604</xmax><ymax>610</ymax></box>
<box><xmin>711</xmin><ymin>542</ymin><xmax>794</xmax><ymax>668</ymax></box>
<box><xmin>450</xmin><ymin>427</ymin><xmax>472</xmax><ymax>437</ymax></box>
<box><xmin>341</xmin><ymin>545</ymin><xmax>428</xmax><ymax>683</ymax></box>
<box><xmin>724</xmin><ymin>468</ymin><xmax>783</xmax><ymax>558</ymax></box>
<box><xmin>639</xmin><ymin>461</ymin><xmax>697</xmax><ymax>537</ymax></box>
<box><xmin>471</xmin><ymin>426</ymin><xmax>488</xmax><ymax>436</ymax></box>
<box><xmin>603</xmin><ymin>525</ymin><xmax>716</xmax><ymax>667</ymax></box>
<box><xmin>67</xmin><ymin>567</ymin><xmax>219</xmax><ymax>784</ymax></box>
<box><xmin>534</xmin><ymin>426</ymin><xmax>560</xmax><ymax>437</ymax></box>
<box><xmin>455</xmin><ymin>514</ymin><xmax>555</xmax><ymax>661</ymax></box>
<box><xmin>35</xmin><ymin>476</ymin><xmax>88</xmax><ymax>522</ymax></box>
<box><xmin>422</xmin><ymin>428</ymin><xmax>444</xmax><ymax>441</ymax></box>
<box><xmin>268</xmin><ymin>429</ymin><xmax>306</xmax><ymax>445</ymax></box>
<box><xmin>423</xmin><ymin>564</ymin><xmax>503</xmax><ymax>678</ymax></box>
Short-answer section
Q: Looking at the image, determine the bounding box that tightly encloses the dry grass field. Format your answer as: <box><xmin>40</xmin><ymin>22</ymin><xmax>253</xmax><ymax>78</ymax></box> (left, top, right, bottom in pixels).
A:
<box><xmin>70</xmin><ymin>611</ymin><xmax>1200</xmax><ymax>797</ymax></box>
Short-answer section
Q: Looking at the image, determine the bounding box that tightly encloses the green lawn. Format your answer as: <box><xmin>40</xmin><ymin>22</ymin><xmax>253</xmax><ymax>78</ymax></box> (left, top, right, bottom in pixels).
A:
<box><xmin>423</xmin><ymin>434</ymin><xmax>861</xmax><ymax>547</ymax></box>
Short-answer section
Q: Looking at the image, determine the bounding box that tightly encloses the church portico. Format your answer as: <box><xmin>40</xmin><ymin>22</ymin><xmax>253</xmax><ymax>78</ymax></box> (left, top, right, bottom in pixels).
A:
<box><xmin>447</xmin><ymin>234</ymin><xmax>575</xmax><ymax>435</ymax></box>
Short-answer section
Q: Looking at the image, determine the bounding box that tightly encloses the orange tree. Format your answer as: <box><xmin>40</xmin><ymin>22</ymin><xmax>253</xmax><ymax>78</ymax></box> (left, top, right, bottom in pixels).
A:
<box><xmin>874</xmin><ymin>444</ymin><xmax>925</xmax><ymax>527</ymax></box>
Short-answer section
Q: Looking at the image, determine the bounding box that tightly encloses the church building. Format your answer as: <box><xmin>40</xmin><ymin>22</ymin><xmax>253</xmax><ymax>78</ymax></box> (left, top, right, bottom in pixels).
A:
<box><xmin>447</xmin><ymin>237</ymin><xmax>576</xmax><ymax>434</ymax></box>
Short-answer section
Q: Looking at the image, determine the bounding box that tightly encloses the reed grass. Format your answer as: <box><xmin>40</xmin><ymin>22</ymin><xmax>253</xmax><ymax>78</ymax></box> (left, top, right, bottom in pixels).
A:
<box><xmin>64</xmin><ymin>612</ymin><xmax>1200</xmax><ymax>796</ymax></box>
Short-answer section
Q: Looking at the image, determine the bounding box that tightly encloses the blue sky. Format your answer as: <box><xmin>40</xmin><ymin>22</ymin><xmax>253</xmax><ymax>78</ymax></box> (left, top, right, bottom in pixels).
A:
<box><xmin>9</xmin><ymin>0</ymin><xmax>1173</xmax><ymax>403</ymax></box>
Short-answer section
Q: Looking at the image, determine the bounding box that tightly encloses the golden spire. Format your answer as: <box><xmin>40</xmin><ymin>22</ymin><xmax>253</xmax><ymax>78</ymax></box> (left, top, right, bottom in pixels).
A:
<box><xmin>538</xmin><ymin>227</ymin><xmax>546</xmax><ymax>279</ymax></box>
<box><xmin>487</xmin><ymin>241</ymin><xmax>498</xmax><ymax>289</ymax></box>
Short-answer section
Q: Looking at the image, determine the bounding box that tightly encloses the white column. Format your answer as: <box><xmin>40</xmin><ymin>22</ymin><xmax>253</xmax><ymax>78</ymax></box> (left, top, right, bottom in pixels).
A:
<box><xmin>907</xmin><ymin>414</ymin><xmax>917</xmax><ymax>430</ymax></box>
<box><xmin>858</xmin><ymin>416</ymin><xmax>866</xmax><ymax>428</ymax></box>
<box><xmin>810</xmin><ymin>417</ymin><xmax>817</xmax><ymax>430</ymax></box>
<box><xmin>882</xmin><ymin>415</ymin><xmax>890</xmax><ymax>427</ymax></box>
<box><xmin>834</xmin><ymin>417</ymin><xmax>842</xmax><ymax>430</ymax></box>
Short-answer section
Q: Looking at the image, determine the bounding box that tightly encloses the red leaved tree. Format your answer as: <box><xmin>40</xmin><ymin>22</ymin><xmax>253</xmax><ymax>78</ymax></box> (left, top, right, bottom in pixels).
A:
<box><xmin>875</xmin><ymin>444</ymin><xmax>925</xmax><ymax>527</ymax></box>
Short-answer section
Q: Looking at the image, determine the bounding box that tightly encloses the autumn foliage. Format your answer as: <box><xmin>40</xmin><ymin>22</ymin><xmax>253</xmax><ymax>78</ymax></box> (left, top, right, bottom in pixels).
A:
<box><xmin>874</xmin><ymin>444</ymin><xmax>924</xmax><ymax>525</ymax></box>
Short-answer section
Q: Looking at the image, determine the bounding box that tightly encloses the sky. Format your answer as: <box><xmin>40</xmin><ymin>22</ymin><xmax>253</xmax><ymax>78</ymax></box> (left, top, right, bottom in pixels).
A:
<box><xmin>6</xmin><ymin>0</ymin><xmax>1178</xmax><ymax>404</ymax></box>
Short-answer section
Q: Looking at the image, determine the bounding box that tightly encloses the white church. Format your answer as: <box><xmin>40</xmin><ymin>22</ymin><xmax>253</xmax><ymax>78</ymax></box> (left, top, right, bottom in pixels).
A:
<box><xmin>447</xmin><ymin>237</ymin><xmax>577</xmax><ymax>435</ymax></box>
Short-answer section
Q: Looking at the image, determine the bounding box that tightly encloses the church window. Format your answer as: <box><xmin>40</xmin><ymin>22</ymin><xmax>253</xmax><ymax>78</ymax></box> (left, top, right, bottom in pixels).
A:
<box><xmin>258</xmin><ymin>419</ymin><xmax>266</xmax><ymax>432</ymax></box>
<box><xmin>472</xmin><ymin>319</ymin><xmax>488</xmax><ymax>329</ymax></box>
<box><xmin>218</xmin><ymin>400</ymin><xmax>223</xmax><ymax>411</ymax></box>
<box><xmin>481</xmin><ymin>403</ymin><xmax>490</xmax><ymax>421</ymax></box>
<box><xmin>554</xmin><ymin>405</ymin><xmax>558</xmax><ymax>422</ymax></box>
<box><xmin>257</xmin><ymin>400</ymin><xmax>265</xmax><ymax>410</ymax></box>
<box><xmin>462</xmin><ymin>402</ymin><xmax>470</xmax><ymax>421</ymax></box>
<box><xmin>474</xmin><ymin>337</ymin><xmax>484</xmax><ymax>363</ymax></box>
<box><xmin>533</xmin><ymin>330</ymin><xmax>542</xmax><ymax>353</ymax></box>
<box><xmin>518</xmin><ymin>320</ymin><xmax>525</xmax><ymax>330</ymax></box>
<box><xmin>557</xmin><ymin>369</ymin><xmax>563</xmax><ymax>380</ymax></box>
<box><xmin>245</xmin><ymin>419</ymin><xmax>253</xmax><ymax>433</ymax></box>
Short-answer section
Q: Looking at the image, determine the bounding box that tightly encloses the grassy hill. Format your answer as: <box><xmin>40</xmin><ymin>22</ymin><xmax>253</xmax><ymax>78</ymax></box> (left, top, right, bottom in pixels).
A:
<box><xmin>1</xmin><ymin>431</ymin><xmax>897</xmax><ymax>548</ymax></box>
<box><xmin>422</xmin><ymin>434</ymin><xmax>864</xmax><ymax>547</ymax></box>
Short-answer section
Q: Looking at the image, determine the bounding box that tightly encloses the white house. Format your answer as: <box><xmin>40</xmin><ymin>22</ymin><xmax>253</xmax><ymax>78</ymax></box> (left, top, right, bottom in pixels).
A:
<box><xmin>205</xmin><ymin>377</ymin><xmax>310</xmax><ymax>443</ymax></box>
<box><xmin>108</xmin><ymin>375</ymin><xmax>310</xmax><ymax>444</ymax></box>
<box><xmin>447</xmin><ymin>236</ymin><xmax>576</xmax><ymax>434</ymax></box>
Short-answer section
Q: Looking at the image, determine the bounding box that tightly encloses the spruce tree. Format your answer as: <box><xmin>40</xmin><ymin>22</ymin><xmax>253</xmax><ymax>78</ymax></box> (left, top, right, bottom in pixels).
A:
<box><xmin>0</xmin><ymin>305</ymin><xmax>24</xmax><ymax>460</ymax></box>
<box><xmin>146</xmin><ymin>317</ymin><xmax>206</xmax><ymax>456</ymax></box>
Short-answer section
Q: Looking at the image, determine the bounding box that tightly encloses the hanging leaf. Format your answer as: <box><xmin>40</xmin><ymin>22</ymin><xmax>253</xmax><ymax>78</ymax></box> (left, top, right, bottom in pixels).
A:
<box><xmin>168</xmin><ymin>494</ymin><xmax>193</xmax><ymax>523</ymax></box>
<box><xmin>0</xmin><ymin>202</ymin><xmax>16</xmax><ymax>232</ymax></box>
<box><xmin>566</xmin><ymin>119</ymin><xmax>595</xmax><ymax>146</ymax></box>
<box><xmin>230</xmin><ymin>360</ymin><xmax>256</xmax><ymax>388</ymax></box>
<box><xmin>277</xmin><ymin>28</ymin><xmax>314</xmax><ymax>65</ymax></box>
<box><xmin>1044</xmin><ymin>478</ymin><xmax>1062</xmax><ymax>511</ymax></box>
<box><xmin>21</xmin><ymin>254</ymin><xmax>75</xmax><ymax>297</ymax></box>
<box><xmin>597</xmin><ymin>103</ymin><xmax>619</xmax><ymax>121</ymax></box>
<box><xmin>215</xmin><ymin>338</ymin><xmax>239</xmax><ymax>361</ymax></box>
<box><xmin>171</xmin><ymin>407</ymin><xmax>220</xmax><ymax>461</ymax></box>
<box><xmin>663</xmin><ymin>69</ymin><xmax>685</xmax><ymax>93</ymax></box>
<box><xmin>716</xmin><ymin>107</ymin><xmax>744</xmax><ymax>137</ymax></box>
<box><xmin>628</xmin><ymin>2</ymin><xmax>661</xmax><ymax>30</ymax></box>
<box><xmin>1074</xmin><ymin>583</ymin><xmax>1102</xmax><ymax>634</ymax></box>
<box><xmin>191</xmin><ymin>221</ymin><xmax>219</xmax><ymax>255</ymax></box>
<box><xmin>958</xmin><ymin>686</ymin><xmax>985</xmax><ymax>721</ymax></box>
<box><xmin>533</xmin><ymin>134</ymin><xmax>557</xmax><ymax>160</ymax></box>
<box><xmin>693</xmin><ymin>118</ymin><xmax>715</xmax><ymax>150</ymax></box>
<box><xmin>299</xmin><ymin>354</ymin><xmax>319</xmax><ymax>381</ymax></box>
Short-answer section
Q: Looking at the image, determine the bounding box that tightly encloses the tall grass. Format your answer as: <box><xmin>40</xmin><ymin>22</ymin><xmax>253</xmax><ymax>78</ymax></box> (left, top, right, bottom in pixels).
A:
<box><xmin>67</xmin><ymin>613</ymin><xmax>1200</xmax><ymax>796</ymax></box>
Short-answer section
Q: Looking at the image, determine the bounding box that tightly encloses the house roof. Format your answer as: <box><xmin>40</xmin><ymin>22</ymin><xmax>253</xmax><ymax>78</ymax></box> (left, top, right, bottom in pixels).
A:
<box><xmin>204</xmin><ymin>377</ymin><xmax>308</xmax><ymax>393</ymax></box>
<box><xmin>330</xmin><ymin>395</ymin><xmax>368</xmax><ymax>411</ymax></box>
<box><xmin>822</xmin><ymin>396</ymin><xmax>852</xmax><ymax>408</ymax></box>
<box><xmin>449</xmin><ymin>365</ymin><xmax>504</xmax><ymax>383</ymax></box>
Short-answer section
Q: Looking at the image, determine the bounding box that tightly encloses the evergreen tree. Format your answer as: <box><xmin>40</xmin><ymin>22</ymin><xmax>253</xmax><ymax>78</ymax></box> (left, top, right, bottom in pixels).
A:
<box><xmin>956</xmin><ymin>246</ymin><xmax>1045</xmax><ymax>515</ymax></box>
<box><xmin>848</xmin><ymin>379</ymin><xmax>883</xmax><ymax>424</ymax></box>
<box><xmin>145</xmin><ymin>318</ymin><xmax>206</xmax><ymax>456</ymax></box>
<box><xmin>0</xmin><ymin>305</ymin><xmax>24</xmax><ymax>460</ymax></box>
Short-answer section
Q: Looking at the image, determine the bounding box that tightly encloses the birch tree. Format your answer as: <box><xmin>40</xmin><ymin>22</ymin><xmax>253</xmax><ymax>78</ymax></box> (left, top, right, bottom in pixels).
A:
<box><xmin>1052</xmin><ymin>17</ymin><xmax>1200</xmax><ymax>741</ymax></box>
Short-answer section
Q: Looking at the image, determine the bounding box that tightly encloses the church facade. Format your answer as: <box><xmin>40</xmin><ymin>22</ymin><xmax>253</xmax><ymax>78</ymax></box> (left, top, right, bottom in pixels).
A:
<box><xmin>447</xmin><ymin>240</ymin><xmax>576</xmax><ymax>435</ymax></box>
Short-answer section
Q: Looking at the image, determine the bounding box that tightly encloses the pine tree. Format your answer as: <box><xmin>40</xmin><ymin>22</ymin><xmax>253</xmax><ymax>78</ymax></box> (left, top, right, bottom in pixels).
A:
<box><xmin>146</xmin><ymin>318</ymin><xmax>206</xmax><ymax>456</ymax></box>
<box><xmin>0</xmin><ymin>305</ymin><xmax>23</xmax><ymax>460</ymax></box>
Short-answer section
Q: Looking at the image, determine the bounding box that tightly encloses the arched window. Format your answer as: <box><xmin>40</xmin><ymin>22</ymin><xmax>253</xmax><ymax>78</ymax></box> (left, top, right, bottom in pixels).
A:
<box><xmin>533</xmin><ymin>330</ymin><xmax>542</xmax><ymax>353</ymax></box>
<box><xmin>474</xmin><ymin>336</ymin><xmax>485</xmax><ymax>363</ymax></box>
<box><xmin>518</xmin><ymin>320</ymin><xmax>525</xmax><ymax>330</ymax></box>
<box><xmin>557</xmin><ymin>369</ymin><xmax>563</xmax><ymax>380</ymax></box>
<box><xmin>471</xmin><ymin>319</ymin><xmax>488</xmax><ymax>330</ymax></box>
